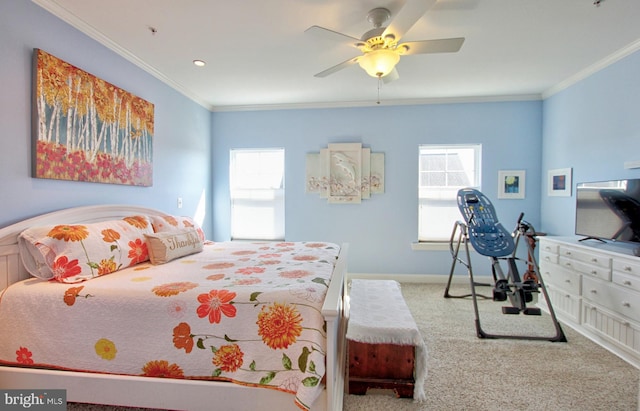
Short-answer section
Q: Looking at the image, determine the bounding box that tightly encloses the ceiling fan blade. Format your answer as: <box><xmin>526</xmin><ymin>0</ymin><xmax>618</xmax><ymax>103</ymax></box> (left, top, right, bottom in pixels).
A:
<box><xmin>314</xmin><ymin>56</ymin><xmax>360</xmax><ymax>78</ymax></box>
<box><xmin>382</xmin><ymin>0</ymin><xmax>437</xmax><ymax>41</ymax></box>
<box><xmin>399</xmin><ymin>38</ymin><xmax>465</xmax><ymax>55</ymax></box>
<box><xmin>305</xmin><ymin>25</ymin><xmax>363</xmax><ymax>48</ymax></box>
<box><xmin>382</xmin><ymin>68</ymin><xmax>399</xmax><ymax>84</ymax></box>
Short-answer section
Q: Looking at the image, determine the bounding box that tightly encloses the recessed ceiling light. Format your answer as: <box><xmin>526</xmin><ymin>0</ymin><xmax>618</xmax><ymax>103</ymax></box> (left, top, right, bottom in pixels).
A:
<box><xmin>193</xmin><ymin>60</ymin><xmax>206</xmax><ymax>67</ymax></box>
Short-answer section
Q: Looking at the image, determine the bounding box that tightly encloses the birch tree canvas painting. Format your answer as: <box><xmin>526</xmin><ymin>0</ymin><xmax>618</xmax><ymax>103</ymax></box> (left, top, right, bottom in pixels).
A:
<box><xmin>33</xmin><ymin>49</ymin><xmax>154</xmax><ymax>186</ymax></box>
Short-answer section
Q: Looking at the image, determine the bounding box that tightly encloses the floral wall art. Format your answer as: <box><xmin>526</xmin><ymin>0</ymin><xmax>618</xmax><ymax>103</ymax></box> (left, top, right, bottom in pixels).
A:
<box><xmin>306</xmin><ymin>143</ymin><xmax>384</xmax><ymax>203</ymax></box>
<box><xmin>33</xmin><ymin>49</ymin><xmax>154</xmax><ymax>186</ymax></box>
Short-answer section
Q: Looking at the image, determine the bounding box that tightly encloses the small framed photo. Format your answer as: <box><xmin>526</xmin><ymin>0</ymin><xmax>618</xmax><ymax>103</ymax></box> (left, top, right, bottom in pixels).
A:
<box><xmin>498</xmin><ymin>170</ymin><xmax>526</xmax><ymax>199</ymax></box>
<box><xmin>548</xmin><ymin>168</ymin><xmax>572</xmax><ymax>197</ymax></box>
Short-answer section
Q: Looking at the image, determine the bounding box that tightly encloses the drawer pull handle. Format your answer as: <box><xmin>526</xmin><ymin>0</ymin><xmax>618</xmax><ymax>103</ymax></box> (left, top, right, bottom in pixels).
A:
<box><xmin>622</xmin><ymin>301</ymin><xmax>631</xmax><ymax>308</ymax></box>
<box><xmin>565</xmin><ymin>279</ymin><xmax>571</xmax><ymax>283</ymax></box>
<box><xmin>590</xmin><ymin>270</ymin><xmax>598</xmax><ymax>275</ymax></box>
<box><xmin>565</xmin><ymin>251</ymin><xmax>572</xmax><ymax>256</ymax></box>
<box><xmin>624</xmin><ymin>280</ymin><xmax>632</xmax><ymax>286</ymax></box>
<box><xmin>591</xmin><ymin>258</ymin><xmax>598</xmax><ymax>263</ymax></box>
<box><xmin>625</xmin><ymin>266</ymin><xmax>633</xmax><ymax>272</ymax></box>
<box><xmin>565</xmin><ymin>263</ymin><xmax>572</xmax><ymax>267</ymax></box>
<box><xmin>590</xmin><ymin>289</ymin><xmax>597</xmax><ymax>294</ymax></box>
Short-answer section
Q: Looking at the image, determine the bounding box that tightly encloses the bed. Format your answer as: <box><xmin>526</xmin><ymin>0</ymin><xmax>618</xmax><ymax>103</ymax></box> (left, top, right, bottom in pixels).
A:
<box><xmin>0</xmin><ymin>205</ymin><xmax>349</xmax><ymax>411</ymax></box>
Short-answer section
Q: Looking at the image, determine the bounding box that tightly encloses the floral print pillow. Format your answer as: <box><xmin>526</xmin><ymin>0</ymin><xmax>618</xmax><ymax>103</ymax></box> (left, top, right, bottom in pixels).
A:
<box><xmin>18</xmin><ymin>215</ymin><xmax>153</xmax><ymax>283</ymax></box>
<box><xmin>150</xmin><ymin>214</ymin><xmax>205</xmax><ymax>241</ymax></box>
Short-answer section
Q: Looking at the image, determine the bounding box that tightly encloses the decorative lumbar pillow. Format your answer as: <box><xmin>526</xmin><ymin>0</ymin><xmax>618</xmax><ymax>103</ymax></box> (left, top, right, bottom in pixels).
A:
<box><xmin>150</xmin><ymin>214</ymin><xmax>205</xmax><ymax>241</ymax></box>
<box><xmin>18</xmin><ymin>215</ymin><xmax>153</xmax><ymax>283</ymax></box>
<box><xmin>144</xmin><ymin>228</ymin><xmax>203</xmax><ymax>264</ymax></box>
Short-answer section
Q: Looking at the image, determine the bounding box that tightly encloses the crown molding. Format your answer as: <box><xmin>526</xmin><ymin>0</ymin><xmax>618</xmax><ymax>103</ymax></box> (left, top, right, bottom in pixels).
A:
<box><xmin>542</xmin><ymin>38</ymin><xmax>640</xmax><ymax>99</ymax></box>
<box><xmin>32</xmin><ymin>0</ymin><xmax>215</xmax><ymax>111</ymax></box>
<box><xmin>210</xmin><ymin>94</ymin><xmax>542</xmax><ymax>112</ymax></box>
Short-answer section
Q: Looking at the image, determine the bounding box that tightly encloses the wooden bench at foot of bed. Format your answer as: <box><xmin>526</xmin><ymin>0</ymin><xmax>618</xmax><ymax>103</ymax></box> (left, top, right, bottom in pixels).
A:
<box><xmin>348</xmin><ymin>340</ymin><xmax>416</xmax><ymax>397</ymax></box>
<box><xmin>346</xmin><ymin>279</ymin><xmax>428</xmax><ymax>401</ymax></box>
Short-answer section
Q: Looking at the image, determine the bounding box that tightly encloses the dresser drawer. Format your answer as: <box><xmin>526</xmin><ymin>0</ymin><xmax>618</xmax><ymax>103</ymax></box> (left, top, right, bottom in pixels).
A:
<box><xmin>539</xmin><ymin>250</ymin><xmax>558</xmax><ymax>265</ymax></box>
<box><xmin>558</xmin><ymin>246</ymin><xmax>611</xmax><ymax>269</ymax></box>
<box><xmin>582</xmin><ymin>300</ymin><xmax>640</xmax><ymax>353</ymax></box>
<box><xmin>540</xmin><ymin>265</ymin><xmax>581</xmax><ymax>295</ymax></box>
<box><xmin>543</xmin><ymin>283</ymin><xmax>581</xmax><ymax>324</ymax></box>
<box><xmin>613</xmin><ymin>258</ymin><xmax>640</xmax><ymax>277</ymax></box>
<box><xmin>560</xmin><ymin>256</ymin><xmax>612</xmax><ymax>282</ymax></box>
<box><xmin>613</xmin><ymin>271</ymin><xmax>640</xmax><ymax>293</ymax></box>
<box><xmin>583</xmin><ymin>276</ymin><xmax>640</xmax><ymax>321</ymax></box>
<box><xmin>539</xmin><ymin>241</ymin><xmax>559</xmax><ymax>254</ymax></box>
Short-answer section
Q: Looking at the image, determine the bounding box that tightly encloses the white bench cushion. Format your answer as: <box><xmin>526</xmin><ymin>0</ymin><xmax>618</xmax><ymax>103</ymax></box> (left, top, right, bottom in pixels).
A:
<box><xmin>348</xmin><ymin>279</ymin><xmax>422</xmax><ymax>345</ymax></box>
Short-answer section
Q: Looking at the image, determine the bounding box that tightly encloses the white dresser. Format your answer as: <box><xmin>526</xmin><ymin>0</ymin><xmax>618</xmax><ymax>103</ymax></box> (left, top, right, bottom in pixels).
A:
<box><xmin>539</xmin><ymin>236</ymin><xmax>640</xmax><ymax>368</ymax></box>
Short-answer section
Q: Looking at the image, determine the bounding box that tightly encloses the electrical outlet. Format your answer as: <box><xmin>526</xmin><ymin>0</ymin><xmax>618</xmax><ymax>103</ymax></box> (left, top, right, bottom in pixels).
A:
<box><xmin>177</xmin><ymin>197</ymin><xmax>183</xmax><ymax>209</ymax></box>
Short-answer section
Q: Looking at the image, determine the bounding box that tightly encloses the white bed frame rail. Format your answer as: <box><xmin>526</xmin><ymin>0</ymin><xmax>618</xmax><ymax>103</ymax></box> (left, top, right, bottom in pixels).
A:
<box><xmin>0</xmin><ymin>205</ymin><xmax>349</xmax><ymax>411</ymax></box>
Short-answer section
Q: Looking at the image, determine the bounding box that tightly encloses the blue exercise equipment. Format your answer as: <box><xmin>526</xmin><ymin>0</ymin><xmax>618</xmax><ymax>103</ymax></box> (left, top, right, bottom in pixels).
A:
<box><xmin>444</xmin><ymin>188</ymin><xmax>567</xmax><ymax>342</ymax></box>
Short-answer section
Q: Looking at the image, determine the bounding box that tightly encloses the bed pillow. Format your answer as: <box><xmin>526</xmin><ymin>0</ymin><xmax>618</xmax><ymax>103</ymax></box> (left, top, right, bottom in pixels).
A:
<box><xmin>144</xmin><ymin>228</ymin><xmax>204</xmax><ymax>265</ymax></box>
<box><xmin>150</xmin><ymin>214</ymin><xmax>205</xmax><ymax>241</ymax></box>
<box><xmin>18</xmin><ymin>215</ymin><xmax>153</xmax><ymax>283</ymax></box>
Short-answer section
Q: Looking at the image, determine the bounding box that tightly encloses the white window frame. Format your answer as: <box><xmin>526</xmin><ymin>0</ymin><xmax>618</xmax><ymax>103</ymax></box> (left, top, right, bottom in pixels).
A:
<box><xmin>417</xmin><ymin>144</ymin><xmax>481</xmax><ymax>245</ymax></box>
<box><xmin>229</xmin><ymin>148</ymin><xmax>285</xmax><ymax>241</ymax></box>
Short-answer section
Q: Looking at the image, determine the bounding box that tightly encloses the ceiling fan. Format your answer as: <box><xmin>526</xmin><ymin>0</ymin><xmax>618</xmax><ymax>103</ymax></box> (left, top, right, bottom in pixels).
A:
<box><xmin>306</xmin><ymin>0</ymin><xmax>464</xmax><ymax>83</ymax></box>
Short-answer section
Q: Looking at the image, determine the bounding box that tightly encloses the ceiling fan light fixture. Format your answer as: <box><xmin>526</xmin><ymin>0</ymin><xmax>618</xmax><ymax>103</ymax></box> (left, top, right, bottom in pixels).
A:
<box><xmin>358</xmin><ymin>49</ymin><xmax>400</xmax><ymax>78</ymax></box>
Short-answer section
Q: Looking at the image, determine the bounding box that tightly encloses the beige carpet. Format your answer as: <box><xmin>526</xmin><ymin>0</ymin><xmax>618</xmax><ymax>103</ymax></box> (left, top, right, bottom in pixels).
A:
<box><xmin>344</xmin><ymin>282</ymin><xmax>639</xmax><ymax>411</ymax></box>
<box><xmin>68</xmin><ymin>282</ymin><xmax>639</xmax><ymax>411</ymax></box>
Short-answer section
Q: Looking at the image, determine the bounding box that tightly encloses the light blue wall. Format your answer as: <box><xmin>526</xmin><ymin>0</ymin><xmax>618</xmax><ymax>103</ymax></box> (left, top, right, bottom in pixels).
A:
<box><xmin>212</xmin><ymin>102</ymin><xmax>543</xmax><ymax>275</ymax></box>
<box><xmin>541</xmin><ymin>50</ymin><xmax>640</xmax><ymax>237</ymax></box>
<box><xmin>6</xmin><ymin>0</ymin><xmax>639</xmax><ymax>276</ymax></box>
<box><xmin>0</xmin><ymin>0</ymin><xmax>213</xmax><ymax>235</ymax></box>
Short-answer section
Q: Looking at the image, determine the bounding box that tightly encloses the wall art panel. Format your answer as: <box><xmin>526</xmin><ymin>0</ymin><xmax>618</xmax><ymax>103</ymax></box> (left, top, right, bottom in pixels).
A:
<box><xmin>306</xmin><ymin>143</ymin><xmax>384</xmax><ymax>203</ymax></box>
<box><xmin>33</xmin><ymin>49</ymin><xmax>154</xmax><ymax>186</ymax></box>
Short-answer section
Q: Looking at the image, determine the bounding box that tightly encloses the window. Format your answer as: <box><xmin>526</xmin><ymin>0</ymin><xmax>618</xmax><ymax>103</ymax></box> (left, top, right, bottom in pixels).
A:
<box><xmin>230</xmin><ymin>148</ymin><xmax>285</xmax><ymax>240</ymax></box>
<box><xmin>418</xmin><ymin>144</ymin><xmax>481</xmax><ymax>242</ymax></box>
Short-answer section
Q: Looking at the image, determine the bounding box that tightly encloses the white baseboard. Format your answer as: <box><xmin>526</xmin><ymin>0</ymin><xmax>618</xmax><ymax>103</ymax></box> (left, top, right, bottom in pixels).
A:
<box><xmin>347</xmin><ymin>273</ymin><xmax>493</xmax><ymax>284</ymax></box>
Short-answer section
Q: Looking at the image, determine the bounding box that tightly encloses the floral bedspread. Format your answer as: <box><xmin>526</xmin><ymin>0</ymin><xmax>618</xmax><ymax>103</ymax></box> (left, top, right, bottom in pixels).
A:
<box><xmin>0</xmin><ymin>241</ymin><xmax>340</xmax><ymax>410</ymax></box>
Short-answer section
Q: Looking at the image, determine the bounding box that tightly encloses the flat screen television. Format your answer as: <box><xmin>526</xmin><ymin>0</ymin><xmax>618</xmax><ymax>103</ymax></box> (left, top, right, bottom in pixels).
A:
<box><xmin>575</xmin><ymin>179</ymin><xmax>640</xmax><ymax>244</ymax></box>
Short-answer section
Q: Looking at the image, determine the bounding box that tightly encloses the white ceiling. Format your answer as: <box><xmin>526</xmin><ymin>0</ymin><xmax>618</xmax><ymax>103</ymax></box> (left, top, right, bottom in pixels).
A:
<box><xmin>34</xmin><ymin>0</ymin><xmax>640</xmax><ymax>111</ymax></box>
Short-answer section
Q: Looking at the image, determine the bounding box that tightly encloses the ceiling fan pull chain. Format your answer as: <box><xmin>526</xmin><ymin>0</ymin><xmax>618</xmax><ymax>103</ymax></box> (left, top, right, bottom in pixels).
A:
<box><xmin>377</xmin><ymin>75</ymin><xmax>382</xmax><ymax>105</ymax></box>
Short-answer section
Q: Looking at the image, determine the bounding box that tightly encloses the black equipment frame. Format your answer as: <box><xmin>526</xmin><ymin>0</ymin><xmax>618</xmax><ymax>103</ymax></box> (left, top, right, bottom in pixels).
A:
<box><xmin>444</xmin><ymin>188</ymin><xmax>567</xmax><ymax>342</ymax></box>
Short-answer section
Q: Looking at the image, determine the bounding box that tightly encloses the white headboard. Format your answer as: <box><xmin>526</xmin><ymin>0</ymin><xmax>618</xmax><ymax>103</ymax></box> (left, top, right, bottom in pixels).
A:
<box><xmin>0</xmin><ymin>204</ymin><xmax>169</xmax><ymax>290</ymax></box>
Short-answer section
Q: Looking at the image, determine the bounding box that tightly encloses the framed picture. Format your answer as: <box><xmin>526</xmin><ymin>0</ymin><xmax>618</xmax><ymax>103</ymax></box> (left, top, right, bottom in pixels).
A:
<box><xmin>498</xmin><ymin>170</ymin><xmax>525</xmax><ymax>199</ymax></box>
<box><xmin>548</xmin><ymin>168</ymin><xmax>572</xmax><ymax>197</ymax></box>
<box><xmin>33</xmin><ymin>49</ymin><xmax>154</xmax><ymax>186</ymax></box>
